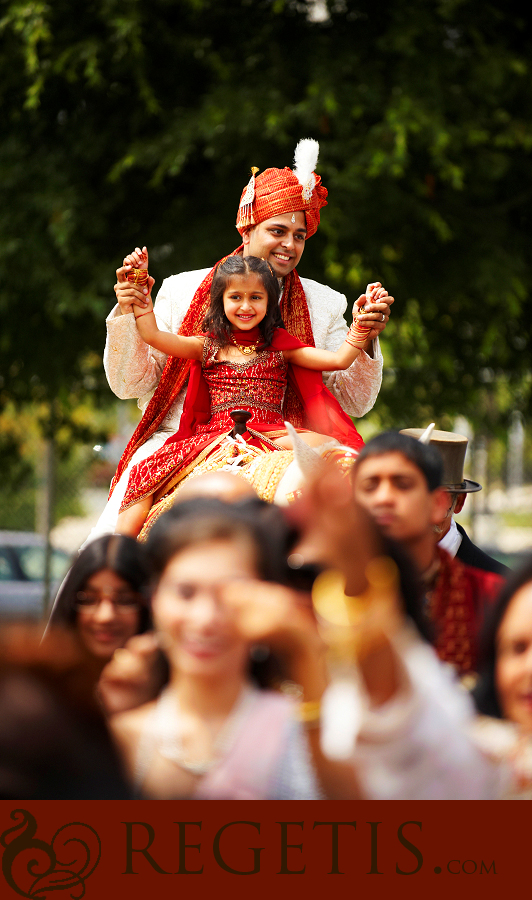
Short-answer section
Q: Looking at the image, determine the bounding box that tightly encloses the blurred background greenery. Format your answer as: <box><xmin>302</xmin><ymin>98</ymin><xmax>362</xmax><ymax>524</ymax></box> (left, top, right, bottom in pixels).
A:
<box><xmin>0</xmin><ymin>0</ymin><xmax>531</xmax><ymax>536</ymax></box>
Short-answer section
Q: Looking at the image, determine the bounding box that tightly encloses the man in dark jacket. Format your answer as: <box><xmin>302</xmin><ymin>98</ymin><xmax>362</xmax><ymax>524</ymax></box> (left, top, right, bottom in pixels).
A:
<box><xmin>353</xmin><ymin>431</ymin><xmax>504</xmax><ymax>675</ymax></box>
<box><xmin>400</xmin><ymin>428</ymin><xmax>509</xmax><ymax>577</ymax></box>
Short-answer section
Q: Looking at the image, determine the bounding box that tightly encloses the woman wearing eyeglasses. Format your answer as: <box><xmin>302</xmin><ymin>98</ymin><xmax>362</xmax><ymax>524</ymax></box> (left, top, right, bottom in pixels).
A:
<box><xmin>45</xmin><ymin>534</ymin><xmax>169</xmax><ymax>716</ymax></box>
<box><xmin>48</xmin><ymin>534</ymin><xmax>152</xmax><ymax>661</ymax></box>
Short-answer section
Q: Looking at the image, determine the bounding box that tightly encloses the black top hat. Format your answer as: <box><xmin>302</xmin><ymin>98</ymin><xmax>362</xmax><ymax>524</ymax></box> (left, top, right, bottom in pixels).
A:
<box><xmin>399</xmin><ymin>428</ymin><xmax>482</xmax><ymax>493</ymax></box>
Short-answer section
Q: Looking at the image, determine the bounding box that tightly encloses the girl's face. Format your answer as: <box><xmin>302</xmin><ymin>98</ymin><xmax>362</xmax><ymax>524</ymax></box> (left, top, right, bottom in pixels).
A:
<box><xmin>495</xmin><ymin>580</ymin><xmax>532</xmax><ymax>732</ymax></box>
<box><xmin>76</xmin><ymin>568</ymin><xmax>142</xmax><ymax>660</ymax></box>
<box><xmin>152</xmin><ymin>537</ymin><xmax>257</xmax><ymax>679</ymax></box>
<box><xmin>222</xmin><ymin>273</ymin><xmax>269</xmax><ymax>331</ymax></box>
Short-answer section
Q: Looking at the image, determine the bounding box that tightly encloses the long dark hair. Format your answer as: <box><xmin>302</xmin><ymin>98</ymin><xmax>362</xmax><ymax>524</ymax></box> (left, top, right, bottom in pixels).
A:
<box><xmin>202</xmin><ymin>255</ymin><xmax>284</xmax><ymax>348</ymax></box>
<box><xmin>472</xmin><ymin>555</ymin><xmax>532</xmax><ymax>718</ymax></box>
<box><xmin>48</xmin><ymin>534</ymin><xmax>152</xmax><ymax>634</ymax></box>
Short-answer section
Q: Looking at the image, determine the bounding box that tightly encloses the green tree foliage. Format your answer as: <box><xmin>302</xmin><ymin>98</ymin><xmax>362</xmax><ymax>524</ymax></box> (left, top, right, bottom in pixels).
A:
<box><xmin>0</xmin><ymin>397</ymin><xmax>120</xmax><ymax>527</ymax></box>
<box><xmin>1</xmin><ymin>0</ymin><xmax>531</xmax><ymax>435</ymax></box>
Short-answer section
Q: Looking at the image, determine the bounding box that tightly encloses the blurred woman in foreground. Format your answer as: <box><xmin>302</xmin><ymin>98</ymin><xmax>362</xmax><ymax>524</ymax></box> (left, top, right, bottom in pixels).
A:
<box><xmin>46</xmin><ymin>534</ymin><xmax>165</xmax><ymax>714</ymax></box>
<box><xmin>111</xmin><ymin>499</ymin><xmax>323</xmax><ymax>799</ymax></box>
<box><xmin>472</xmin><ymin>557</ymin><xmax>532</xmax><ymax>797</ymax></box>
<box><xmin>224</xmin><ymin>463</ymin><xmax>498</xmax><ymax>799</ymax></box>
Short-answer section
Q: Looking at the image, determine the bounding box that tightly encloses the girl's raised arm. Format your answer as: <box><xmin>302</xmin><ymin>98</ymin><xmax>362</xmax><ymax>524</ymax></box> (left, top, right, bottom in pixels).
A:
<box><xmin>282</xmin><ymin>304</ymin><xmax>370</xmax><ymax>371</ymax></box>
<box><xmin>134</xmin><ymin>296</ymin><xmax>204</xmax><ymax>361</ymax></box>
<box><xmin>282</xmin><ymin>286</ymin><xmax>389</xmax><ymax>372</ymax></box>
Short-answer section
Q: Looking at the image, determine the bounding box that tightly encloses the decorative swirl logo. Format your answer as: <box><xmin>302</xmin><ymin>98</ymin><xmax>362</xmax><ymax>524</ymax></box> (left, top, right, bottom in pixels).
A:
<box><xmin>1</xmin><ymin>809</ymin><xmax>101</xmax><ymax>898</ymax></box>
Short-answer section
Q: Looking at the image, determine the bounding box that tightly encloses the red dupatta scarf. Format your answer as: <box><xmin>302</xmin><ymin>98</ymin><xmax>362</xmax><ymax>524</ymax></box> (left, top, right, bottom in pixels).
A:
<box><xmin>110</xmin><ymin>248</ymin><xmax>353</xmax><ymax>495</ymax></box>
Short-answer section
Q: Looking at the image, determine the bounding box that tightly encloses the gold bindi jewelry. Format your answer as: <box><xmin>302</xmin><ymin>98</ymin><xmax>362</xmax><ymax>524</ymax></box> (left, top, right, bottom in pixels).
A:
<box><xmin>291</xmin><ymin>213</ymin><xmax>296</xmax><ymax>223</ymax></box>
<box><xmin>231</xmin><ymin>335</ymin><xmax>259</xmax><ymax>355</ymax></box>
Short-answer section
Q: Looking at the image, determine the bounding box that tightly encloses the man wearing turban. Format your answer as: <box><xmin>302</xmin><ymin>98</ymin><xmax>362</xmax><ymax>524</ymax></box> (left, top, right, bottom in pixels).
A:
<box><xmin>93</xmin><ymin>140</ymin><xmax>393</xmax><ymax>538</ymax></box>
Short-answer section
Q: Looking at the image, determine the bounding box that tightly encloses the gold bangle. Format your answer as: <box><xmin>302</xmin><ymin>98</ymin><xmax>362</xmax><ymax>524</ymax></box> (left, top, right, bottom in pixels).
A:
<box><xmin>349</xmin><ymin>330</ymin><xmax>370</xmax><ymax>341</ymax></box>
<box><xmin>127</xmin><ymin>268</ymin><xmax>149</xmax><ymax>286</ymax></box>
<box><xmin>295</xmin><ymin>699</ymin><xmax>321</xmax><ymax>727</ymax></box>
<box><xmin>349</xmin><ymin>323</ymin><xmax>371</xmax><ymax>336</ymax></box>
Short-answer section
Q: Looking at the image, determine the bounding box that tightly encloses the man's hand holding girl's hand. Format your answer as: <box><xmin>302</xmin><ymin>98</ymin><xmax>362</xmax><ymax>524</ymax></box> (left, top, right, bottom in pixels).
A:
<box><xmin>114</xmin><ymin>245</ymin><xmax>155</xmax><ymax>315</ymax></box>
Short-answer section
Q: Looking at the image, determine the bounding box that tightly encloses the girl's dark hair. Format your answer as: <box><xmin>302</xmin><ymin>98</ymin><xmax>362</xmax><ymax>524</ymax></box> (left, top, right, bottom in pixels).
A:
<box><xmin>48</xmin><ymin>534</ymin><xmax>152</xmax><ymax>634</ymax></box>
<box><xmin>202</xmin><ymin>255</ymin><xmax>284</xmax><ymax>347</ymax></box>
<box><xmin>472</xmin><ymin>555</ymin><xmax>532</xmax><ymax>718</ymax></box>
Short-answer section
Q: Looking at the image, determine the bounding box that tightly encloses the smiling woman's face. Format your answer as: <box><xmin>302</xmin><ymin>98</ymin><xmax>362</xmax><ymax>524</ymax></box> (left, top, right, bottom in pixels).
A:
<box><xmin>495</xmin><ymin>580</ymin><xmax>532</xmax><ymax>733</ymax></box>
<box><xmin>76</xmin><ymin>568</ymin><xmax>141</xmax><ymax>660</ymax></box>
<box><xmin>152</xmin><ymin>537</ymin><xmax>258</xmax><ymax>680</ymax></box>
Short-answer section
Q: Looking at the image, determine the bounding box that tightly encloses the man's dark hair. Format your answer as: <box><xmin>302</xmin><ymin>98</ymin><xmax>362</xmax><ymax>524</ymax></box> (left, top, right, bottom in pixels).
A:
<box><xmin>356</xmin><ymin>431</ymin><xmax>444</xmax><ymax>492</ymax></box>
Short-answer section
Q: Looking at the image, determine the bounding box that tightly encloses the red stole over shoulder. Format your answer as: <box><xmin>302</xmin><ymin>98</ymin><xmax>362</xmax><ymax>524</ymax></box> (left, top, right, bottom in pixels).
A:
<box><xmin>168</xmin><ymin>327</ymin><xmax>363</xmax><ymax>450</ymax></box>
<box><xmin>110</xmin><ymin>249</ymin><xmax>345</xmax><ymax>495</ymax></box>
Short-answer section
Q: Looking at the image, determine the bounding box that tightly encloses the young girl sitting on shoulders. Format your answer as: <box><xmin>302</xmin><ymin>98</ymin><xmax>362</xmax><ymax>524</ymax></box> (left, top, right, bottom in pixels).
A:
<box><xmin>116</xmin><ymin>255</ymin><xmax>373</xmax><ymax>537</ymax></box>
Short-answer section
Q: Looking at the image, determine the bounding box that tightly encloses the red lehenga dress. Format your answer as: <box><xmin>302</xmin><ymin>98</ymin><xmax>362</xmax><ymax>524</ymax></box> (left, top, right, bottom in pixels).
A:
<box><xmin>119</xmin><ymin>329</ymin><xmax>364</xmax><ymax>515</ymax></box>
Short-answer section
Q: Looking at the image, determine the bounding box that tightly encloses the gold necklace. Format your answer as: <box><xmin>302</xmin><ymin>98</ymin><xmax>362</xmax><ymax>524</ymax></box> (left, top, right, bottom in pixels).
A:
<box><xmin>231</xmin><ymin>335</ymin><xmax>259</xmax><ymax>355</ymax></box>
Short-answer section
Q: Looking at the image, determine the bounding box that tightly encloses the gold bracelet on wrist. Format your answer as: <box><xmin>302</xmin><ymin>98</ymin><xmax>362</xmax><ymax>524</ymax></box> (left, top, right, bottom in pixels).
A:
<box><xmin>127</xmin><ymin>268</ymin><xmax>149</xmax><ymax>286</ymax></box>
<box><xmin>349</xmin><ymin>323</ymin><xmax>371</xmax><ymax>337</ymax></box>
<box><xmin>347</xmin><ymin>327</ymin><xmax>370</xmax><ymax>348</ymax></box>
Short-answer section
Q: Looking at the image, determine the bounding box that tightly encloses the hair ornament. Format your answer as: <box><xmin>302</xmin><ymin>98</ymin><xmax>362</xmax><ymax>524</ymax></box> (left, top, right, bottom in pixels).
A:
<box><xmin>237</xmin><ymin>166</ymin><xmax>260</xmax><ymax>229</ymax></box>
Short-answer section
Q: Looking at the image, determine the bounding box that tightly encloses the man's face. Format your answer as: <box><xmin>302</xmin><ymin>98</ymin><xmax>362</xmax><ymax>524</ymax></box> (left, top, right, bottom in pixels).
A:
<box><xmin>353</xmin><ymin>451</ymin><xmax>446</xmax><ymax>545</ymax></box>
<box><xmin>242</xmin><ymin>211</ymin><xmax>307</xmax><ymax>277</ymax></box>
<box><xmin>435</xmin><ymin>491</ymin><xmax>467</xmax><ymax>539</ymax></box>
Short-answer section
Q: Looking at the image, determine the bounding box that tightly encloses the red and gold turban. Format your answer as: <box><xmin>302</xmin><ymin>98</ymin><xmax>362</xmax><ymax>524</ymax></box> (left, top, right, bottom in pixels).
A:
<box><xmin>236</xmin><ymin>139</ymin><xmax>328</xmax><ymax>239</ymax></box>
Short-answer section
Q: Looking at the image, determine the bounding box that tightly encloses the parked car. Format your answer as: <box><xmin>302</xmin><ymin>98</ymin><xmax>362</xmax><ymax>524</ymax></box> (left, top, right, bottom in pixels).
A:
<box><xmin>0</xmin><ymin>531</ymin><xmax>71</xmax><ymax>618</ymax></box>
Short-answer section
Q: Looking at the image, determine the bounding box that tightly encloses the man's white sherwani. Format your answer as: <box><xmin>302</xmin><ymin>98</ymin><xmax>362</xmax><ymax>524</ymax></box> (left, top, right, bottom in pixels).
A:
<box><xmin>89</xmin><ymin>269</ymin><xmax>383</xmax><ymax>541</ymax></box>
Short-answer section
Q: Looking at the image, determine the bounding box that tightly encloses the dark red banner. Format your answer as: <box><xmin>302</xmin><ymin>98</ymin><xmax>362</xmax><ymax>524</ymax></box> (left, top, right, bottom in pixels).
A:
<box><xmin>0</xmin><ymin>800</ymin><xmax>526</xmax><ymax>900</ymax></box>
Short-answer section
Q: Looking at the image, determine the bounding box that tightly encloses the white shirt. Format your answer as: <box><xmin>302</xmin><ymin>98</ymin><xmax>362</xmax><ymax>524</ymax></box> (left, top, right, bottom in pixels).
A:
<box><xmin>438</xmin><ymin>517</ymin><xmax>463</xmax><ymax>558</ymax></box>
